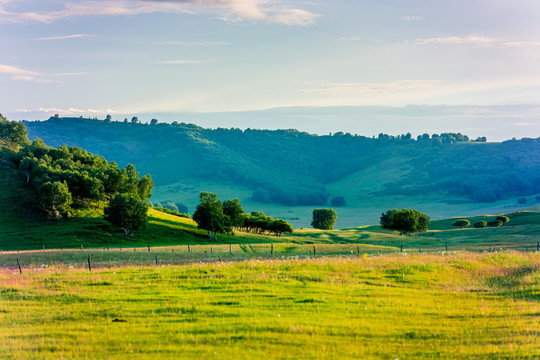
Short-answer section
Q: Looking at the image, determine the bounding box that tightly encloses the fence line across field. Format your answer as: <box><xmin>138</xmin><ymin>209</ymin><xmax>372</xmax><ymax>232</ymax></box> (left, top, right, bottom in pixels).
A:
<box><xmin>4</xmin><ymin>242</ymin><xmax>539</xmax><ymax>273</ymax></box>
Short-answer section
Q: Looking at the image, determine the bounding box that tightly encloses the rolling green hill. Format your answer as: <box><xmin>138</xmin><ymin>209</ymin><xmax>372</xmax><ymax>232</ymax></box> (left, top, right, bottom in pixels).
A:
<box><xmin>2</xmin><ymin>162</ymin><xmax>538</xmax><ymax>253</ymax></box>
<box><xmin>23</xmin><ymin>116</ymin><xmax>540</xmax><ymax>227</ymax></box>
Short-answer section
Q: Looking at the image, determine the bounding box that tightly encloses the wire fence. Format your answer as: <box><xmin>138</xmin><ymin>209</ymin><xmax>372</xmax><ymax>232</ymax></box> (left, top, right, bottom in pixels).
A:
<box><xmin>1</xmin><ymin>241</ymin><xmax>539</xmax><ymax>272</ymax></box>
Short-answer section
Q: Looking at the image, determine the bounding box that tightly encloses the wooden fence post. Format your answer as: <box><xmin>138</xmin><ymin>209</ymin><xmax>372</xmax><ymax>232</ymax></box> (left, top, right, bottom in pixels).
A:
<box><xmin>229</xmin><ymin>244</ymin><xmax>232</xmax><ymax>254</ymax></box>
<box><xmin>87</xmin><ymin>255</ymin><xmax>91</xmax><ymax>271</ymax></box>
<box><xmin>445</xmin><ymin>242</ymin><xmax>448</xmax><ymax>251</ymax></box>
<box><xmin>537</xmin><ymin>242</ymin><xmax>539</xmax><ymax>252</ymax></box>
<box><xmin>400</xmin><ymin>244</ymin><xmax>403</xmax><ymax>252</ymax></box>
<box><xmin>16</xmin><ymin>258</ymin><xmax>22</xmax><ymax>274</ymax></box>
<box><xmin>42</xmin><ymin>245</ymin><xmax>45</xmax><ymax>253</ymax></box>
<box><xmin>155</xmin><ymin>256</ymin><xmax>158</xmax><ymax>265</ymax></box>
<box><xmin>81</xmin><ymin>243</ymin><xmax>84</xmax><ymax>251</ymax></box>
<box><xmin>271</xmin><ymin>243</ymin><xmax>273</xmax><ymax>255</ymax></box>
<box><xmin>357</xmin><ymin>246</ymin><xmax>359</xmax><ymax>255</ymax></box>
<box><xmin>148</xmin><ymin>242</ymin><xmax>150</xmax><ymax>252</ymax></box>
<box><xmin>188</xmin><ymin>244</ymin><xmax>190</xmax><ymax>253</ymax></box>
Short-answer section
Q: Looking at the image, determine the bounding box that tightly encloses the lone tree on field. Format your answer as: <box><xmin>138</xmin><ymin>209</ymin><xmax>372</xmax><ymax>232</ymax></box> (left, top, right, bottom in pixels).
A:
<box><xmin>452</xmin><ymin>219</ymin><xmax>471</xmax><ymax>229</ymax></box>
<box><xmin>104</xmin><ymin>193</ymin><xmax>148</xmax><ymax>236</ymax></box>
<box><xmin>311</xmin><ymin>208</ymin><xmax>338</xmax><ymax>230</ymax></box>
<box><xmin>193</xmin><ymin>192</ymin><xmax>225</xmax><ymax>240</ymax></box>
<box><xmin>380</xmin><ymin>208</ymin><xmax>430</xmax><ymax>234</ymax></box>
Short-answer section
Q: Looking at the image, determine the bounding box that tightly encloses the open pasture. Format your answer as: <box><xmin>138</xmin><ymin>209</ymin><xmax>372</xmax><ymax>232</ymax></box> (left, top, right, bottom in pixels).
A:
<box><xmin>0</xmin><ymin>251</ymin><xmax>538</xmax><ymax>359</ymax></box>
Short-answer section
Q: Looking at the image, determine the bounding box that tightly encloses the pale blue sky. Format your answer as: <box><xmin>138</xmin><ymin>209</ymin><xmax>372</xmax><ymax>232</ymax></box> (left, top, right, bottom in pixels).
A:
<box><xmin>1</xmin><ymin>0</ymin><xmax>540</xmax><ymax>139</ymax></box>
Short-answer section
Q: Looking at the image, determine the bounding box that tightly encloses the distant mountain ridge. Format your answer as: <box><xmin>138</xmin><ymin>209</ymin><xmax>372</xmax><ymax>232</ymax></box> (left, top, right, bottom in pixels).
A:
<box><xmin>24</xmin><ymin>116</ymin><xmax>540</xmax><ymax>209</ymax></box>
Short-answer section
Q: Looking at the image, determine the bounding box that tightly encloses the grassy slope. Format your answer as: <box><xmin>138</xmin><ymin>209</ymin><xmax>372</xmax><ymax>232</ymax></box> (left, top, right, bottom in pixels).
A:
<box><xmin>2</xmin><ymin>168</ymin><xmax>539</xmax><ymax>253</ymax></box>
<box><xmin>0</xmin><ymin>252</ymin><xmax>538</xmax><ymax>359</ymax></box>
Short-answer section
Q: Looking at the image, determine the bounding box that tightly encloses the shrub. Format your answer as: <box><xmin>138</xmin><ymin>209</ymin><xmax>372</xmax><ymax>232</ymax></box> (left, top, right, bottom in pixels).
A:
<box><xmin>474</xmin><ymin>221</ymin><xmax>487</xmax><ymax>228</ymax></box>
<box><xmin>452</xmin><ymin>219</ymin><xmax>470</xmax><ymax>228</ymax></box>
<box><xmin>495</xmin><ymin>216</ymin><xmax>510</xmax><ymax>224</ymax></box>
<box><xmin>487</xmin><ymin>220</ymin><xmax>503</xmax><ymax>227</ymax></box>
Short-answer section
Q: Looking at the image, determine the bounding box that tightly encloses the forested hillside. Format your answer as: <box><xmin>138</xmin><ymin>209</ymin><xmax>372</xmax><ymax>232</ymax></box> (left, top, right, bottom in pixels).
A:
<box><xmin>24</xmin><ymin>116</ymin><xmax>540</xmax><ymax>208</ymax></box>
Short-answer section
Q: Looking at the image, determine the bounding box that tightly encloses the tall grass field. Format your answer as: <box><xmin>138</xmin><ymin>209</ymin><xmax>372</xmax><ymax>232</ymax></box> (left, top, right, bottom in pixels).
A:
<box><xmin>1</xmin><ymin>251</ymin><xmax>538</xmax><ymax>359</ymax></box>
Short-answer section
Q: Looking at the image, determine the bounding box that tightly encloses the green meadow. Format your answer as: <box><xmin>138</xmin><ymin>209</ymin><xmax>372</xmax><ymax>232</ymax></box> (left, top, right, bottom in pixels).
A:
<box><xmin>1</xmin><ymin>164</ymin><xmax>540</xmax><ymax>359</ymax></box>
<box><xmin>0</xmin><ymin>252</ymin><xmax>538</xmax><ymax>359</ymax></box>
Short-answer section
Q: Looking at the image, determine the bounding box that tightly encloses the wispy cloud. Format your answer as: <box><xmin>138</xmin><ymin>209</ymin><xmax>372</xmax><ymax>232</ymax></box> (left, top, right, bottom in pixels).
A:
<box><xmin>0</xmin><ymin>63</ymin><xmax>90</xmax><ymax>82</ymax></box>
<box><xmin>157</xmin><ymin>59</ymin><xmax>208</xmax><ymax>64</ymax></box>
<box><xmin>415</xmin><ymin>36</ymin><xmax>497</xmax><ymax>46</ymax></box>
<box><xmin>0</xmin><ymin>0</ymin><xmax>319</xmax><ymax>26</ymax></box>
<box><xmin>37</xmin><ymin>34</ymin><xmax>94</xmax><ymax>41</ymax></box>
<box><xmin>413</xmin><ymin>36</ymin><xmax>540</xmax><ymax>48</ymax></box>
<box><xmin>15</xmin><ymin>107</ymin><xmax>117</xmax><ymax>116</ymax></box>
<box><xmin>0</xmin><ymin>63</ymin><xmax>37</xmax><ymax>76</ymax></box>
<box><xmin>301</xmin><ymin>80</ymin><xmax>443</xmax><ymax>95</ymax></box>
<box><xmin>159</xmin><ymin>40</ymin><xmax>230</xmax><ymax>46</ymax></box>
<box><xmin>403</xmin><ymin>15</ymin><xmax>422</xmax><ymax>21</ymax></box>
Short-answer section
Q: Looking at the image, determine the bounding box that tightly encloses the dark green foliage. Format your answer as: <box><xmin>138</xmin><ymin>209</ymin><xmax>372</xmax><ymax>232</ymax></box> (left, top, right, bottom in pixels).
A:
<box><xmin>517</xmin><ymin>197</ymin><xmax>527</xmax><ymax>204</ymax></box>
<box><xmin>311</xmin><ymin>209</ymin><xmax>338</xmax><ymax>230</ymax></box>
<box><xmin>192</xmin><ymin>192</ymin><xmax>226</xmax><ymax>239</ymax></box>
<box><xmin>12</xmin><ymin>137</ymin><xmax>153</xmax><ymax>213</ymax></box>
<box><xmin>223</xmin><ymin>198</ymin><xmax>245</xmax><ymax>227</ymax></box>
<box><xmin>330</xmin><ymin>196</ymin><xmax>346</xmax><ymax>207</ymax></box>
<box><xmin>242</xmin><ymin>211</ymin><xmax>293</xmax><ymax>236</ymax></box>
<box><xmin>496</xmin><ymin>216</ymin><xmax>510</xmax><ymax>224</ymax></box>
<box><xmin>104</xmin><ymin>193</ymin><xmax>148</xmax><ymax>235</ymax></box>
<box><xmin>38</xmin><ymin>181</ymin><xmax>72</xmax><ymax>217</ymax></box>
<box><xmin>0</xmin><ymin>114</ymin><xmax>29</xmax><ymax>149</ymax></box>
<box><xmin>380</xmin><ymin>209</ymin><xmax>430</xmax><ymax>234</ymax></box>
<box><xmin>452</xmin><ymin>219</ymin><xmax>471</xmax><ymax>228</ymax></box>
<box><xmin>474</xmin><ymin>221</ymin><xmax>487</xmax><ymax>228</ymax></box>
<box><xmin>487</xmin><ymin>220</ymin><xmax>503</xmax><ymax>227</ymax></box>
<box><xmin>380</xmin><ymin>209</ymin><xmax>397</xmax><ymax>230</ymax></box>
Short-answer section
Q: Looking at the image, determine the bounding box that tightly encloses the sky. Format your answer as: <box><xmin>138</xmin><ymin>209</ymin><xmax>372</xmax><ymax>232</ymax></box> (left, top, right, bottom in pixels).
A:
<box><xmin>1</xmin><ymin>0</ymin><xmax>540</xmax><ymax>140</ymax></box>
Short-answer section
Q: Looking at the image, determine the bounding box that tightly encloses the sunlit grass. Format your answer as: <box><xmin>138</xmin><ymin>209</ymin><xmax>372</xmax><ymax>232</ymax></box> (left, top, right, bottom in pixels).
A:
<box><xmin>0</xmin><ymin>251</ymin><xmax>538</xmax><ymax>359</ymax></box>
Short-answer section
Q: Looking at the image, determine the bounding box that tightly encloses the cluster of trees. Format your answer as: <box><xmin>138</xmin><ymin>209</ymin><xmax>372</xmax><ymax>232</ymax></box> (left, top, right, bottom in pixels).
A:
<box><xmin>192</xmin><ymin>192</ymin><xmax>293</xmax><ymax>239</ymax></box>
<box><xmin>453</xmin><ymin>216</ymin><xmax>509</xmax><ymax>229</ymax></box>
<box><xmin>380</xmin><ymin>209</ymin><xmax>431</xmax><ymax>234</ymax></box>
<box><xmin>376</xmin><ymin>132</ymin><xmax>484</xmax><ymax>144</ymax></box>
<box><xmin>10</xmin><ymin>138</ymin><xmax>153</xmax><ymax>217</ymax></box>
<box><xmin>241</xmin><ymin>211</ymin><xmax>293</xmax><ymax>237</ymax></box>
<box><xmin>1</xmin><ymin>115</ymin><xmax>152</xmax><ymax>235</ymax></box>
